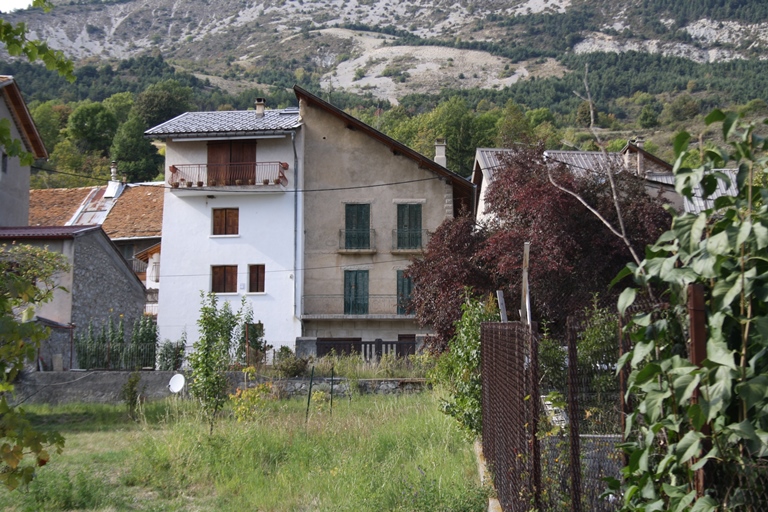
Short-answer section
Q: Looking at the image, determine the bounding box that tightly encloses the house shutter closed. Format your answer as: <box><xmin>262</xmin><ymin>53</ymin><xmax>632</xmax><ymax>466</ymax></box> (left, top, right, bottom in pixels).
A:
<box><xmin>344</xmin><ymin>270</ymin><xmax>369</xmax><ymax>314</ymax></box>
<box><xmin>230</xmin><ymin>141</ymin><xmax>257</xmax><ymax>182</ymax></box>
<box><xmin>345</xmin><ymin>204</ymin><xmax>370</xmax><ymax>249</ymax></box>
<box><xmin>397</xmin><ymin>204</ymin><xmax>422</xmax><ymax>249</ymax></box>
<box><xmin>212</xmin><ymin>265</ymin><xmax>237</xmax><ymax>293</ymax></box>
<box><xmin>213</xmin><ymin>209</ymin><xmax>225</xmax><ymax>235</ymax></box>
<box><xmin>225</xmin><ymin>208</ymin><xmax>239</xmax><ymax>235</ymax></box>
<box><xmin>249</xmin><ymin>264</ymin><xmax>265</xmax><ymax>293</ymax></box>
<box><xmin>207</xmin><ymin>142</ymin><xmax>229</xmax><ymax>184</ymax></box>
<box><xmin>396</xmin><ymin>270</ymin><xmax>413</xmax><ymax>314</ymax></box>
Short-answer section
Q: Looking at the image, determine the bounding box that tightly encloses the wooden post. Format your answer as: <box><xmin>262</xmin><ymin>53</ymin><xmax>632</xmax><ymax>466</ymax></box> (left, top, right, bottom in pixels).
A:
<box><xmin>497</xmin><ymin>290</ymin><xmax>508</xmax><ymax>323</ymax></box>
<box><xmin>688</xmin><ymin>283</ymin><xmax>708</xmax><ymax>497</ymax></box>
<box><xmin>520</xmin><ymin>242</ymin><xmax>531</xmax><ymax>326</ymax></box>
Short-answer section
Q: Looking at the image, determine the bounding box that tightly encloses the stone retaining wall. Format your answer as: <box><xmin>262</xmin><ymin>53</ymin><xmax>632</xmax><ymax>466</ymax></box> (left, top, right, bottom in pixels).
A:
<box><xmin>11</xmin><ymin>371</ymin><xmax>427</xmax><ymax>405</ymax></box>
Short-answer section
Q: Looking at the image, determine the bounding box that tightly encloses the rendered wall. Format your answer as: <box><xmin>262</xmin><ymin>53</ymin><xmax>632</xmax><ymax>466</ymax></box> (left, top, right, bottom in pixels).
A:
<box><xmin>157</xmin><ymin>136</ymin><xmax>303</xmax><ymax>351</ymax></box>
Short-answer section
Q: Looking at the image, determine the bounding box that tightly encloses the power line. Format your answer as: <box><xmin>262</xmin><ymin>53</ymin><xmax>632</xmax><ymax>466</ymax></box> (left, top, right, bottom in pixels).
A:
<box><xmin>31</xmin><ymin>165</ymin><xmax>110</xmax><ymax>183</ymax></box>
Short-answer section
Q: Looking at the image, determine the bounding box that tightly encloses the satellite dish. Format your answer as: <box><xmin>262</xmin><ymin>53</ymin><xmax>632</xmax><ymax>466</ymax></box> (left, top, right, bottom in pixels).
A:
<box><xmin>169</xmin><ymin>374</ymin><xmax>186</xmax><ymax>393</ymax></box>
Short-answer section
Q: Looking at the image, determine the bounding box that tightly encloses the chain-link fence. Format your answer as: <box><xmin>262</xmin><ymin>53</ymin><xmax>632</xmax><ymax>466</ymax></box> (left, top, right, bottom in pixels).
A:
<box><xmin>482</xmin><ymin>314</ymin><xmax>623</xmax><ymax>511</ymax></box>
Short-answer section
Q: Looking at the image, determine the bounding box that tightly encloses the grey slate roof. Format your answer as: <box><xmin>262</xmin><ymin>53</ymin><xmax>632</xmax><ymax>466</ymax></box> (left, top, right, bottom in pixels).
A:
<box><xmin>145</xmin><ymin>108</ymin><xmax>302</xmax><ymax>138</ymax></box>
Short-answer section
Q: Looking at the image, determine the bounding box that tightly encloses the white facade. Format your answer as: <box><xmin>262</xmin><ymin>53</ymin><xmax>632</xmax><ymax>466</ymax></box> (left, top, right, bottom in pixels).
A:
<box><xmin>157</xmin><ymin>133</ymin><xmax>304</xmax><ymax>351</ymax></box>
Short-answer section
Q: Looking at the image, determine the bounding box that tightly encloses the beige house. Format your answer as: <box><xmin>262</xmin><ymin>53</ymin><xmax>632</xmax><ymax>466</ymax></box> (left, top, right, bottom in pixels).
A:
<box><xmin>294</xmin><ymin>87</ymin><xmax>473</xmax><ymax>350</ymax></box>
<box><xmin>0</xmin><ymin>76</ymin><xmax>47</xmax><ymax>227</ymax></box>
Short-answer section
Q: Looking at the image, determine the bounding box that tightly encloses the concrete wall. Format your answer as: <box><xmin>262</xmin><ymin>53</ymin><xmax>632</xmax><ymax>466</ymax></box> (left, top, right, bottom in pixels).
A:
<box><xmin>12</xmin><ymin>371</ymin><xmax>426</xmax><ymax>405</ymax></box>
<box><xmin>157</xmin><ymin>134</ymin><xmax>303</xmax><ymax>351</ymax></box>
<box><xmin>299</xmin><ymin>98</ymin><xmax>447</xmax><ymax>341</ymax></box>
<box><xmin>0</xmin><ymin>100</ymin><xmax>30</xmax><ymax>227</ymax></box>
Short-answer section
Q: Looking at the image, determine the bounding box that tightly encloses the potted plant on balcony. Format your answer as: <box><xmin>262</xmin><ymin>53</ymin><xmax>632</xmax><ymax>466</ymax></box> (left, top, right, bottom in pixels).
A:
<box><xmin>171</xmin><ymin>181</ymin><xmax>179</xmax><ymax>188</ymax></box>
<box><xmin>262</xmin><ymin>178</ymin><xmax>270</xmax><ymax>185</ymax></box>
<box><xmin>235</xmin><ymin>179</ymin><xmax>243</xmax><ymax>185</ymax></box>
<box><xmin>209</xmin><ymin>179</ymin><xmax>217</xmax><ymax>186</ymax></box>
<box><xmin>197</xmin><ymin>180</ymin><xmax>204</xmax><ymax>187</ymax></box>
<box><xmin>248</xmin><ymin>178</ymin><xmax>255</xmax><ymax>185</ymax></box>
<box><xmin>185</xmin><ymin>179</ymin><xmax>193</xmax><ymax>188</ymax></box>
<box><xmin>274</xmin><ymin>177</ymin><xmax>281</xmax><ymax>185</ymax></box>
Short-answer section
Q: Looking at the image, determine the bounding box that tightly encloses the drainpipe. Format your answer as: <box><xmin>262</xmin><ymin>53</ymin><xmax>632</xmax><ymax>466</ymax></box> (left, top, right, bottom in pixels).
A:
<box><xmin>292</xmin><ymin>131</ymin><xmax>299</xmax><ymax>323</ymax></box>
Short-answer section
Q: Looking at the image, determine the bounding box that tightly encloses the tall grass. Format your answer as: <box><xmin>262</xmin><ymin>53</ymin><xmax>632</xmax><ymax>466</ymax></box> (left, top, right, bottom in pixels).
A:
<box><xmin>0</xmin><ymin>393</ymin><xmax>487</xmax><ymax>511</ymax></box>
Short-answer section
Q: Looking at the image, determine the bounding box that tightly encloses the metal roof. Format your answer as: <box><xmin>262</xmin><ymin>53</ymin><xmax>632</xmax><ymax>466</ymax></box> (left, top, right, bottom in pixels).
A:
<box><xmin>144</xmin><ymin>109</ymin><xmax>302</xmax><ymax>138</ymax></box>
<box><xmin>543</xmin><ymin>150</ymin><xmax>625</xmax><ymax>177</ymax></box>
<box><xmin>648</xmin><ymin>169</ymin><xmax>738</xmax><ymax>215</ymax></box>
<box><xmin>0</xmin><ymin>225</ymin><xmax>100</xmax><ymax>239</ymax></box>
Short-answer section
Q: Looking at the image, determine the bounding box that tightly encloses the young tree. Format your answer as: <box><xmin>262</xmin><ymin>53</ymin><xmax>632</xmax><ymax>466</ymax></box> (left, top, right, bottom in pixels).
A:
<box><xmin>66</xmin><ymin>102</ymin><xmax>118</xmax><ymax>155</ymax></box>
<box><xmin>0</xmin><ymin>244</ymin><xmax>69</xmax><ymax>489</ymax></box>
<box><xmin>134</xmin><ymin>79</ymin><xmax>193</xmax><ymax>128</ymax></box>
<box><xmin>110</xmin><ymin>112</ymin><xmax>163</xmax><ymax>182</ymax></box>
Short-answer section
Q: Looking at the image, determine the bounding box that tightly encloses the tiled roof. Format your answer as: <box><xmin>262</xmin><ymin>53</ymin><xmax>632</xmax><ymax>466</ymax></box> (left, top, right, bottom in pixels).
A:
<box><xmin>29</xmin><ymin>187</ymin><xmax>95</xmax><ymax>226</ymax></box>
<box><xmin>145</xmin><ymin>109</ymin><xmax>302</xmax><ymax>137</ymax></box>
<box><xmin>102</xmin><ymin>184</ymin><xmax>163</xmax><ymax>239</ymax></box>
<box><xmin>0</xmin><ymin>225</ymin><xmax>99</xmax><ymax>239</ymax></box>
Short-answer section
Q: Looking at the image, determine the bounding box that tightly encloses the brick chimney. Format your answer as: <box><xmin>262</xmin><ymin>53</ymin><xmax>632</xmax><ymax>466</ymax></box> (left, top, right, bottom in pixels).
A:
<box><xmin>434</xmin><ymin>138</ymin><xmax>447</xmax><ymax>167</ymax></box>
<box><xmin>255</xmin><ymin>98</ymin><xmax>266</xmax><ymax>118</ymax></box>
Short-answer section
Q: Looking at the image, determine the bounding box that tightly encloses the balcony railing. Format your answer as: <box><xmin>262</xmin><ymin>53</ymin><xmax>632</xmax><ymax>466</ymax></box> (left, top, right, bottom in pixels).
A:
<box><xmin>168</xmin><ymin>162</ymin><xmax>288</xmax><ymax>188</ymax></box>
<box><xmin>391</xmin><ymin>229</ymin><xmax>429</xmax><ymax>251</ymax></box>
<box><xmin>338</xmin><ymin>229</ymin><xmax>376</xmax><ymax>252</ymax></box>
<box><xmin>303</xmin><ymin>294</ymin><xmax>414</xmax><ymax>317</ymax></box>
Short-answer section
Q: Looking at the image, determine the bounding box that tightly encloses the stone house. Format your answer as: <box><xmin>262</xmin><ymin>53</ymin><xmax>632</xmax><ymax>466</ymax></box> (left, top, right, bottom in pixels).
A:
<box><xmin>0</xmin><ymin>75</ymin><xmax>47</xmax><ymax>227</ymax></box>
<box><xmin>29</xmin><ymin>173</ymin><xmax>164</xmax><ymax>314</ymax></box>
<box><xmin>144</xmin><ymin>87</ymin><xmax>473</xmax><ymax>355</ymax></box>
<box><xmin>0</xmin><ymin>225</ymin><xmax>146</xmax><ymax>370</ymax></box>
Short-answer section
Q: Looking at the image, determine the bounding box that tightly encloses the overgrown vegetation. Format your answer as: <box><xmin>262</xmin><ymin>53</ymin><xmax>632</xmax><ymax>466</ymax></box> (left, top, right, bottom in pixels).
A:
<box><xmin>612</xmin><ymin>111</ymin><xmax>768</xmax><ymax>509</ymax></box>
<box><xmin>0</xmin><ymin>394</ymin><xmax>488</xmax><ymax>511</ymax></box>
<box><xmin>0</xmin><ymin>244</ymin><xmax>69</xmax><ymax>490</ymax></box>
<box><xmin>74</xmin><ymin>314</ymin><xmax>157</xmax><ymax>370</ymax></box>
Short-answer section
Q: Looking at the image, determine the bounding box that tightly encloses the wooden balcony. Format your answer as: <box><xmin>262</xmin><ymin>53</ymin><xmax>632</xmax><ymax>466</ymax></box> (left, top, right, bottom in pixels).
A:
<box><xmin>168</xmin><ymin>162</ymin><xmax>289</xmax><ymax>192</ymax></box>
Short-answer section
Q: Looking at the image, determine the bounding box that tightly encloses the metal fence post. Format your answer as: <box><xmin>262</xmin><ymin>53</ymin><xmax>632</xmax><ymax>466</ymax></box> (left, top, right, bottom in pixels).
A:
<box><xmin>566</xmin><ymin>317</ymin><xmax>583</xmax><ymax>512</ymax></box>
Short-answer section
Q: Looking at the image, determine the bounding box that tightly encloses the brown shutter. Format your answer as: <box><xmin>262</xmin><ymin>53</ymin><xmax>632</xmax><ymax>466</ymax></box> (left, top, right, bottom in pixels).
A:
<box><xmin>226</xmin><ymin>208</ymin><xmax>239</xmax><ymax>235</ymax></box>
<box><xmin>207</xmin><ymin>141</ymin><xmax>230</xmax><ymax>184</ymax></box>
<box><xmin>213</xmin><ymin>209</ymin><xmax>225</xmax><ymax>235</ymax></box>
<box><xmin>225</xmin><ymin>265</ymin><xmax>237</xmax><ymax>293</ymax></box>
<box><xmin>231</xmin><ymin>141</ymin><xmax>257</xmax><ymax>183</ymax></box>
<box><xmin>249</xmin><ymin>264</ymin><xmax>265</xmax><ymax>292</ymax></box>
<box><xmin>212</xmin><ymin>266</ymin><xmax>225</xmax><ymax>292</ymax></box>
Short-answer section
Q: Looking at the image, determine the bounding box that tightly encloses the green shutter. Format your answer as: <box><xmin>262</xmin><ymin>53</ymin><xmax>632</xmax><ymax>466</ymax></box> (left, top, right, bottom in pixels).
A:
<box><xmin>344</xmin><ymin>270</ymin><xmax>369</xmax><ymax>314</ymax></box>
<box><xmin>397</xmin><ymin>204</ymin><xmax>422</xmax><ymax>249</ymax></box>
<box><xmin>397</xmin><ymin>270</ymin><xmax>413</xmax><ymax>315</ymax></box>
<box><xmin>346</xmin><ymin>204</ymin><xmax>370</xmax><ymax>249</ymax></box>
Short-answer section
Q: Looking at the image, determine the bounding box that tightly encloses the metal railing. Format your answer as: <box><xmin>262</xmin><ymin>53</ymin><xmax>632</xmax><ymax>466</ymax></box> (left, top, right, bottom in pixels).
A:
<box><xmin>73</xmin><ymin>342</ymin><xmax>157</xmax><ymax>370</ymax></box>
<box><xmin>391</xmin><ymin>229</ymin><xmax>429</xmax><ymax>251</ymax></box>
<box><xmin>129</xmin><ymin>258</ymin><xmax>148</xmax><ymax>273</ymax></box>
<box><xmin>168</xmin><ymin>162</ymin><xmax>288</xmax><ymax>188</ymax></box>
<box><xmin>303</xmin><ymin>294</ymin><xmax>413</xmax><ymax>316</ymax></box>
<box><xmin>338</xmin><ymin>229</ymin><xmax>376</xmax><ymax>251</ymax></box>
<box><xmin>316</xmin><ymin>339</ymin><xmax>416</xmax><ymax>361</ymax></box>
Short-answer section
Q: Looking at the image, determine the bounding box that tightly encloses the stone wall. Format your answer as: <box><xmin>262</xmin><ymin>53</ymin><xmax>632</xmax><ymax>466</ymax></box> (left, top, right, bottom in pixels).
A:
<box><xmin>70</xmin><ymin>231</ymin><xmax>146</xmax><ymax>368</ymax></box>
<box><xmin>11</xmin><ymin>371</ymin><xmax>427</xmax><ymax>405</ymax></box>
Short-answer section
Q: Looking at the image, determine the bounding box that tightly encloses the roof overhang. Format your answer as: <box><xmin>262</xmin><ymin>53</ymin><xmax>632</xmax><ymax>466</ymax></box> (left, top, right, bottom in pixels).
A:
<box><xmin>0</xmin><ymin>76</ymin><xmax>47</xmax><ymax>159</ymax></box>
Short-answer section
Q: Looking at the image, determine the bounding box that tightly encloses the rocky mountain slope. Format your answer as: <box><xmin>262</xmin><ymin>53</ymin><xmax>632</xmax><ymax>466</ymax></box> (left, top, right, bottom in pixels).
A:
<box><xmin>4</xmin><ymin>0</ymin><xmax>768</xmax><ymax>103</ymax></box>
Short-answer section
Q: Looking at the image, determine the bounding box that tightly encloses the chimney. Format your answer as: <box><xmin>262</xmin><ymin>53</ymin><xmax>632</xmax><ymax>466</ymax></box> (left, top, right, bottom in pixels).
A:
<box><xmin>434</xmin><ymin>138</ymin><xmax>447</xmax><ymax>167</ymax></box>
<box><xmin>110</xmin><ymin>161</ymin><xmax>118</xmax><ymax>182</ymax></box>
<box><xmin>635</xmin><ymin>137</ymin><xmax>645</xmax><ymax>176</ymax></box>
<box><xmin>255</xmin><ymin>98</ymin><xmax>266</xmax><ymax>118</ymax></box>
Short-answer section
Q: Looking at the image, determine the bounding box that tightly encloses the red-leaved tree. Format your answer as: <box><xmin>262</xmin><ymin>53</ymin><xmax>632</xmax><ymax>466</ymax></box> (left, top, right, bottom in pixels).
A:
<box><xmin>407</xmin><ymin>144</ymin><xmax>670</xmax><ymax>347</ymax></box>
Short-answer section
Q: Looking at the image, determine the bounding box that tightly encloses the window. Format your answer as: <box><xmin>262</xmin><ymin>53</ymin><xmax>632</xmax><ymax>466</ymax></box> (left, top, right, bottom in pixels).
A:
<box><xmin>212</xmin><ymin>265</ymin><xmax>237</xmax><ymax>293</ymax></box>
<box><xmin>344</xmin><ymin>270</ymin><xmax>368</xmax><ymax>315</ymax></box>
<box><xmin>397</xmin><ymin>270</ymin><xmax>414</xmax><ymax>315</ymax></box>
<box><xmin>396</xmin><ymin>204</ymin><xmax>422</xmax><ymax>249</ymax></box>
<box><xmin>249</xmin><ymin>264</ymin><xmax>265</xmax><ymax>293</ymax></box>
<box><xmin>345</xmin><ymin>203</ymin><xmax>370</xmax><ymax>249</ymax></box>
<box><xmin>212</xmin><ymin>208</ymin><xmax>239</xmax><ymax>235</ymax></box>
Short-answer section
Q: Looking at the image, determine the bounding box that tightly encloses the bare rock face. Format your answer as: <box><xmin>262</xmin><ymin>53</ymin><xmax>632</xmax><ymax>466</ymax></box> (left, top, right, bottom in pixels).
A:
<box><xmin>4</xmin><ymin>0</ymin><xmax>767</xmax><ymax>100</ymax></box>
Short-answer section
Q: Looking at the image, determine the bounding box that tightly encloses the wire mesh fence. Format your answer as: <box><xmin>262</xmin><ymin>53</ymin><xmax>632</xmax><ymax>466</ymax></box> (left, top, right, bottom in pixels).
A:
<box><xmin>482</xmin><ymin>314</ymin><xmax>623</xmax><ymax>512</ymax></box>
<box><xmin>73</xmin><ymin>342</ymin><xmax>157</xmax><ymax>370</ymax></box>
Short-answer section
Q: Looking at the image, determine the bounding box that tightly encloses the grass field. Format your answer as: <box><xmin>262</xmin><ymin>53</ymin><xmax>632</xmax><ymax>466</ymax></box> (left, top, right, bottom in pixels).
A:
<box><xmin>0</xmin><ymin>392</ymin><xmax>487</xmax><ymax>511</ymax></box>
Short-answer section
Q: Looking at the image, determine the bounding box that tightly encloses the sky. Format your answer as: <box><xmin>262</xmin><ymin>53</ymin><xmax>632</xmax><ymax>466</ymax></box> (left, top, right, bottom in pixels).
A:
<box><xmin>3</xmin><ymin>1</ymin><xmax>34</xmax><ymax>12</ymax></box>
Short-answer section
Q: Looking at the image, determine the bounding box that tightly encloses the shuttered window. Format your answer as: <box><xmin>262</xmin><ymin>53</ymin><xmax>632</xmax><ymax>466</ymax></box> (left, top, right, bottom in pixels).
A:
<box><xmin>249</xmin><ymin>264</ymin><xmax>265</xmax><ymax>293</ymax></box>
<box><xmin>212</xmin><ymin>265</ymin><xmax>237</xmax><ymax>293</ymax></box>
<box><xmin>396</xmin><ymin>204</ymin><xmax>422</xmax><ymax>249</ymax></box>
<box><xmin>345</xmin><ymin>204</ymin><xmax>370</xmax><ymax>249</ymax></box>
<box><xmin>212</xmin><ymin>208</ymin><xmax>239</xmax><ymax>235</ymax></box>
<box><xmin>208</xmin><ymin>140</ymin><xmax>256</xmax><ymax>184</ymax></box>
<box><xmin>396</xmin><ymin>270</ymin><xmax>414</xmax><ymax>315</ymax></box>
<box><xmin>344</xmin><ymin>270</ymin><xmax>369</xmax><ymax>315</ymax></box>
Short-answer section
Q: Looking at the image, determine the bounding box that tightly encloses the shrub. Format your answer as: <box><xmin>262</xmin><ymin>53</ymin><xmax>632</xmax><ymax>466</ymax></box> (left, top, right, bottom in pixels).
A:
<box><xmin>120</xmin><ymin>371</ymin><xmax>144</xmax><ymax>420</ymax></box>
<box><xmin>230</xmin><ymin>382</ymin><xmax>273</xmax><ymax>422</ymax></box>
<box><xmin>157</xmin><ymin>336</ymin><xmax>185</xmax><ymax>371</ymax></box>
<box><xmin>274</xmin><ymin>353</ymin><xmax>309</xmax><ymax>378</ymax></box>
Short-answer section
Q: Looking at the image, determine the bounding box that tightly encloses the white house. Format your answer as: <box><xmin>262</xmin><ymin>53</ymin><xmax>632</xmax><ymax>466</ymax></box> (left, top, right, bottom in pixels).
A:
<box><xmin>145</xmin><ymin>99</ymin><xmax>304</xmax><ymax>351</ymax></box>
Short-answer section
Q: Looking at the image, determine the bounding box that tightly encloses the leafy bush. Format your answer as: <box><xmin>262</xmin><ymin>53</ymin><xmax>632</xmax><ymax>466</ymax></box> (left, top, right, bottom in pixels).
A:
<box><xmin>119</xmin><ymin>371</ymin><xmax>144</xmax><ymax>420</ymax></box>
<box><xmin>157</xmin><ymin>335</ymin><xmax>185</xmax><ymax>371</ymax></box>
<box><xmin>230</xmin><ymin>382</ymin><xmax>273</xmax><ymax>422</ymax></box>
<box><xmin>274</xmin><ymin>352</ymin><xmax>309</xmax><ymax>378</ymax></box>
<box><xmin>431</xmin><ymin>294</ymin><xmax>498</xmax><ymax>437</ymax></box>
